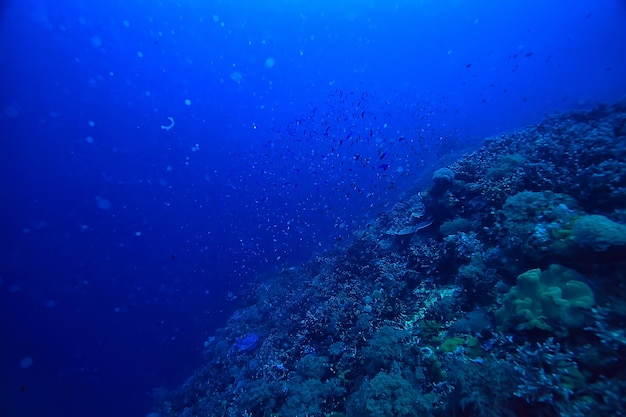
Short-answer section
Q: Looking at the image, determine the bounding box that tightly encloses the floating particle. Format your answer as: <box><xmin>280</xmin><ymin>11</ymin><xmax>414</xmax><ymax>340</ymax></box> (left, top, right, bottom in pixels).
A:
<box><xmin>95</xmin><ymin>196</ymin><xmax>112</xmax><ymax>210</ymax></box>
<box><xmin>19</xmin><ymin>357</ymin><xmax>33</xmax><ymax>369</ymax></box>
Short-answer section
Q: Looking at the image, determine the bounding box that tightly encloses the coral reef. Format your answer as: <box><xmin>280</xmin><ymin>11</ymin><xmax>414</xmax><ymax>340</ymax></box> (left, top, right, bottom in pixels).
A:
<box><xmin>572</xmin><ymin>214</ymin><xmax>626</xmax><ymax>251</ymax></box>
<box><xmin>495</xmin><ymin>265</ymin><xmax>595</xmax><ymax>335</ymax></box>
<box><xmin>156</xmin><ymin>99</ymin><xmax>626</xmax><ymax>417</ymax></box>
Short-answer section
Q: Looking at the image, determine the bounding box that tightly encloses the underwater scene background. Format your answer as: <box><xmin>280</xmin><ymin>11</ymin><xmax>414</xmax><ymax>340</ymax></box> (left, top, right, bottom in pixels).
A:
<box><xmin>1</xmin><ymin>1</ymin><xmax>626</xmax><ymax>416</ymax></box>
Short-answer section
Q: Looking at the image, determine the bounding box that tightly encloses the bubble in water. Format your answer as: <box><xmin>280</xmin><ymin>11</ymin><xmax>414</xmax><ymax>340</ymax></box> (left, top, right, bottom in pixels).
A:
<box><xmin>95</xmin><ymin>196</ymin><xmax>112</xmax><ymax>210</ymax></box>
<box><xmin>20</xmin><ymin>357</ymin><xmax>33</xmax><ymax>369</ymax></box>
<box><xmin>230</xmin><ymin>71</ymin><xmax>243</xmax><ymax>83</ymax></box>
<box><xmin>3</xmin><ymin>105</ymin><xmax>20</xmax><ymax>118</ymax></box>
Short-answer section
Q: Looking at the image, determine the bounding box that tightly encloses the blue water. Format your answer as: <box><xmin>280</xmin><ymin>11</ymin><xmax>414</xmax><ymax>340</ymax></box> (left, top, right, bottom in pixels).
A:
<box><xmin>1</xmin><ymin>1</ymin><xmax>624</xmax><ymax>416</ymax></box>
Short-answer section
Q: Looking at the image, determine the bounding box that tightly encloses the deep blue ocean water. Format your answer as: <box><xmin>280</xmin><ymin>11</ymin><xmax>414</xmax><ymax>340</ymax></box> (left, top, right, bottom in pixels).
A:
<box><xmin>1</xmin><ymin>1</ymin><xmax>625</xmax><ymax>416</ymax></box>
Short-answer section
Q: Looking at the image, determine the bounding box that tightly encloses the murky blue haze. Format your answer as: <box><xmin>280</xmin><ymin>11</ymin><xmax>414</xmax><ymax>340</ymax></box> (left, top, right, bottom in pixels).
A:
<box><xmin>1</xmin><ymin>1</ymin><xmax>625</xmax><ymax>416</ymax></box>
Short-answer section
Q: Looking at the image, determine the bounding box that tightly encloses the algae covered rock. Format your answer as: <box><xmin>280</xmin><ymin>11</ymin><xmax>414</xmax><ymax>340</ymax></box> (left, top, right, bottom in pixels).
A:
<box><xmin>500</xmin><ymin>190</ymin><xmax>579</xmax><ymax>260</ymax></box>
<box><xmin>384</xmin><ymin>194</ymin><xmax>433</xmax><ymax>235</ymax></box>
<box><xmin>495</xmin><ymin>264</ymin><xmax>594</xmax><ymax>334</ymax></box>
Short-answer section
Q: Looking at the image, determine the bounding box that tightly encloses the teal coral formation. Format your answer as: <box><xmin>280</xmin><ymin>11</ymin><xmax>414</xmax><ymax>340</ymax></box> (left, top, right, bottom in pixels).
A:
<box><xmin>495</xmin><ymin>264</ymin><xmax>595</xmax><ymax>334</ymax></box>
<box><xmin>157</xmin><ymin>99</ymin><xmax>626</xmax><ymax>417</ymax></box>
<box><xmin>572</xmin><ymin>214</ymin><xmax>626</xmax><ymax>251</ymax></box>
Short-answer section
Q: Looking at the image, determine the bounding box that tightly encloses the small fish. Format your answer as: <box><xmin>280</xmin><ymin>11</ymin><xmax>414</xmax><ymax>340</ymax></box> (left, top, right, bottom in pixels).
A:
<box><xmin>378</xmin><ymin>164</ymin><xmax>390</xmax><ymax>170</ymax></box>
<box><xmin>466</xmin><ymin>63</ymin><xmax>472</xmax><ymax>68</ymax></box>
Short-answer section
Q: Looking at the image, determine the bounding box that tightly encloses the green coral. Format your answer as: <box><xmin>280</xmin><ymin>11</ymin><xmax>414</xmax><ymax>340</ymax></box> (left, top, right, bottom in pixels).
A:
<box><xmin>495</xmin><ymin>264</ymin><xmax>595</xmax><ymax>334</ymax></box>
<box><xmin>440</xmin><ymin>335</ymin><xmax>481</xmax><ymax>357</ymax></box>
<box><xmin>440</xmin><ymin>336</ymin><xmax>465</xmax><ymax>352</ymax></box>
